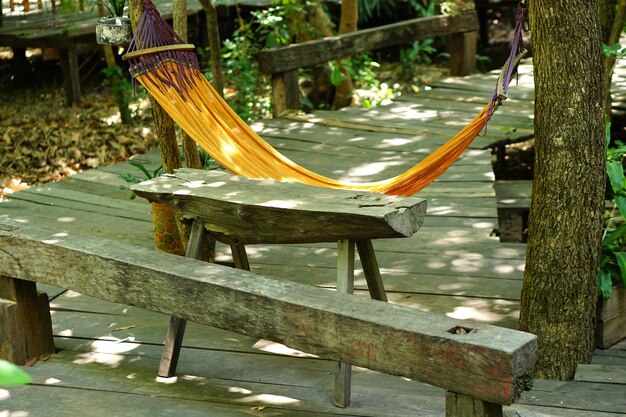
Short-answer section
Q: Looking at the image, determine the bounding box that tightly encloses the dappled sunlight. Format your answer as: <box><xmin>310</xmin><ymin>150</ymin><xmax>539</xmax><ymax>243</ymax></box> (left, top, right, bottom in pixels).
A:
<box><xmin>72</xmin><ymin>336</ymin><xmax>141</xmax><ymax>368</ymax></box>
<box><xmin>252</xmin><ymin>339</ymin><xmax>318</xmax><ymax>358</ymax></box>
<box><xmin>0</xmin><ymin>389</ymin><xmax>11</xmax><ymax>401</ymax></box>
<box><xmin>345</xmin><ymin>160</ymin><xmax>404</xmax><ymax>178</ymax></box>
<box><xmin>239</xmin><ymin>393</ymin><xmax>300</xmax><ymax>406</ymax></box>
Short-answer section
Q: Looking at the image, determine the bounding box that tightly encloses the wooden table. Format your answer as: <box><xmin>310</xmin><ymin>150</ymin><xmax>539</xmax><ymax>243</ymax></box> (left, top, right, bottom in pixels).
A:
<box><xmin>133</xmin><ymin>168</ymin><xmax>427</xmax><ymax>408</ymax></box>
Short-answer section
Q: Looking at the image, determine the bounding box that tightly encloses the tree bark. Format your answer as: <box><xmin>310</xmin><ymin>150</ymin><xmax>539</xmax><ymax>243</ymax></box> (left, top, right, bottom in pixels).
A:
<box><xmin>601</xmin><ymin>0</ymin><xmax>626</xmax><ymax>116</ymax></box>
<box><xmin>331</xmin><ymin>0</ymin><xmax>357</xmax><ymax>110</ymax></box>
<box><xmin>128</xmin><ymin>0</ymin><xmax>182</xmax><ymax>174</ymax></box>
<box><xmin>172</xmin><ymin>0</ymin><xmax>203</xmax><ymax>170</ymax></box>
<box><xmin>519</xmin><ymin>0</ymin><xmax>606</xmax><ymax>380</ymax></box>
<box><xmin>199</xmin><ymin>0</ymin><xmax>225</xmax><ymax>98</ymax></box>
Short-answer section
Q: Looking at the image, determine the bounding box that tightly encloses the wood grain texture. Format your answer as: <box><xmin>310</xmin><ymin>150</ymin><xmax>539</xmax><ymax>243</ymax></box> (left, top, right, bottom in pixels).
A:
<box><xmin>257</xmin><ymin>12</ymin><xmax>478</xmax><ymax>74</ymax></box>
<box><xmin>132</xmin><ymin>169</ymin><xmax>427</xmax><ymax>244</ymax></box>
<box><xmin>0</xmin><ymin>220</ymin><xmax>536</xmax><ymax>405</ymax></box>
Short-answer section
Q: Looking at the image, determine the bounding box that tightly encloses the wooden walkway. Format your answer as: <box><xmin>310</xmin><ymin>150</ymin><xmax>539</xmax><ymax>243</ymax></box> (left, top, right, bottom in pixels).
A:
<box><xmin>1</xmin><ymin>64</ymin><xmax>625</xmax><ymax>416</ymax></box>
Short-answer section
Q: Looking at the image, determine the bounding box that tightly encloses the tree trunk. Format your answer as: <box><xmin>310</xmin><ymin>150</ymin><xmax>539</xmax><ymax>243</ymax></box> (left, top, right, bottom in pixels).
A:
<box><xmin>519</xmin><ymin>0</ymin><xmax>606</xmax><ymax>380</ymax></box>
<box><xmin>128</xmin><ymin>0</ymin><xmax>182</xmax><ymax>174</ymax></box>
<box><xmin>600</xmin><ymin>0</ymin><xmax>626</xmax><ymax>117</ymax></box>
<box><xmin>199</xmin><ymin>0</ymin><xmax>225</xmax><ymax>98</ymax></box>
<box><xmin>331</xmin><ymin>0</ymin><xmax>357</xmax><ymax>110</ymax></box>
<box><xmin>172</xmin><ymin>0</ymin><xmax>202</xmax><ymax>170</ymax></box>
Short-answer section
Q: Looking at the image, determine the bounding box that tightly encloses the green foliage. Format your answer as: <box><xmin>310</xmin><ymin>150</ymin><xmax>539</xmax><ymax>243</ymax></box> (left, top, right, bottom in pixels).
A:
<box><xmin>101</xmin><ymin>65</ymin><xmax>132</xmax><ymax>123</ymax></box>
<box><xmin>98</xmin><ymin>0</ymin><xmax>126</xmax><ymax>17</ymax></box>
<box><xmin>598</xmin><ymin>121</ymin><xmax>626</xmax><ymax>299</ymax></box>
<box><xmin>197</xmin><ymin>147</ymin><xmax>225</xmax><ymax>171</ymax></box>
<box><xmin>401</xmin><ymin>38</ymin><xmax>437</xmax><ymax>67</ymax></box>
<box><xmin>119</xmin><ymin>161</ymin><xmax>164</xmax><ymax>199</ymax></box>
<box><xmin>603</xmin><ymin>42</ymin><xmax>626</xmax><ymax>60</ymax></box>
<box><xmin>408</xmin><ymin>0</ymin><xmax>436</xmax><ymax>17</ymax></box>
<box><xmin>0</xmin><ymin>360</ymin><xmax>31</xmax><ymax>387</ymax></box>
<box><xmin>358</xmin><ymin>0</ymin><xmax>396</xmax><ymax>23</ymax></box>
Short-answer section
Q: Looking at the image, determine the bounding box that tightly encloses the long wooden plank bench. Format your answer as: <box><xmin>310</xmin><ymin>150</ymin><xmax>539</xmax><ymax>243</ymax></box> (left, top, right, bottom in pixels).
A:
<box><xmin>0</xmin><ymin>217</ymin><xmax>537</xmax><ymax>416</ymax></box>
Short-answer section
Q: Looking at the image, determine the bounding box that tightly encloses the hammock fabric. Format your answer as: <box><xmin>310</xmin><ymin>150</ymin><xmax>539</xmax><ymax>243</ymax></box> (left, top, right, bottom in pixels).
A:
<box><xmin>125</xmin><ymin>0</ymin><xmax>526</xmax><ymax>196</ymax></box>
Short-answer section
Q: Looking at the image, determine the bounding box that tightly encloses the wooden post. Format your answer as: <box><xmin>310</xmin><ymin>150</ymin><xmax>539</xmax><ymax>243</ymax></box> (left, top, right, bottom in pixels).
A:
<box><xmin>0</xmin><ymin>276</ymin><xmax>55</xmax><ymax>365</ymax></box>
<box><xmin>59</xmin><ymin>42</ymin><xmax>81</xmax><ymax>106</ymax></box>
<box><xmin>445</xmin><ymin>392</ymin><xmax>503</xmax><ymax>417</ymax></box>
<box><xmin>449</xmin><ymin>31</ymin><xmax>477</xmax><ymax>76</ymax></box>
<box><xmin>230</xmin><ymin>244</ymin><xmax>251</xmax><ymax>271</ymax></box>
<box><xmin>334</xmin><ymin>239</ymin><xmax>354</xmax><ymax>408</ymax></box>
<box><xmin>271</xmin><ymin>70</ymin><xmax>299</xmax><ymax>117</ymax></box>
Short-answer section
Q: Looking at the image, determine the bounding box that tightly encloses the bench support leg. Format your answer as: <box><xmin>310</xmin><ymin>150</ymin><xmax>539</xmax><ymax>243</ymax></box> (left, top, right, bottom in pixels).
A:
<box><xmin>0</xmin><ymin>276</ymin><xmax>55</xmax><ymax>365</ymax></box>
<box><xmin>334</xmin><ymin>239</ymin><xmax>354</xmax><ymax>408</ymax></box>
<box><xmin>159</xmin><ymin>224</ymin><xmax>253</xmax><ymax>377</ymax></box>
<box><xmin>158</xmin><ymin>221</ymin><xmax>208</xmax><ymax>377</ymax></box>
<box><xmin>356</xmin><ymin>239</ymin><xmax>387</xmax><ymax>302</ymax></box>
<box><xmin>445</xmin><ymin>391</ymin><xmax>503</xmax><ymax>417</ymax></box>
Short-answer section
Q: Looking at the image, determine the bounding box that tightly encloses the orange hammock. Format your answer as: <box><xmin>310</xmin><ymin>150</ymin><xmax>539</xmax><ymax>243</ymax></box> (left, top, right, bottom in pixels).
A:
<box><xmin>125</xmin><ymin>0</ymin><xmax>526</xmax><ymax>196</ymax></box>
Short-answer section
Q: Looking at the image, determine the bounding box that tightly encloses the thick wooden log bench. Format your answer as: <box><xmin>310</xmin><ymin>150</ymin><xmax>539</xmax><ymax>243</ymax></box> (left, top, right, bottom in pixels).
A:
<box><xmin>131</xmin><ymin>168</ymin><xmax>428</xmax><ymax>407</ymax></box>
<box><xmin>0</xmin><ymin>217</ymin><xmax>537</xmax><ymax>417</ymax></box>
<box><xmin>257</xmin><ymin>9</ymin><xmax>479</xmax><ymax>116</ymax></box>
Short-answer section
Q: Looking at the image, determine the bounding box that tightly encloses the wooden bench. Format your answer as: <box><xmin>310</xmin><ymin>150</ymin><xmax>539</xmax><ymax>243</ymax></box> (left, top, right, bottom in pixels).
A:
<box><xmin>131</xmin><ymin>168</ymin><xmax>428</xmax><ymax>407</ymax></box>
<box><xmin>0</xmin><ymin>216</ymin><xmax>537</xmax><ymax>416</ymax></box>
<box><xmin>257</xmin><ymin>10</ymin><xmax>479</xmax><ymax>116</ymax></box>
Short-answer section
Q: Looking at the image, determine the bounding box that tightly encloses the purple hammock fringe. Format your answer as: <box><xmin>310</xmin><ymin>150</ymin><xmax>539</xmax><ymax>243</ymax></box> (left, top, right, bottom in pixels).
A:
<box><xmin>126</xmin><ymin>0</ymin><xmax>201</xmax><ymax>100</ymax></box>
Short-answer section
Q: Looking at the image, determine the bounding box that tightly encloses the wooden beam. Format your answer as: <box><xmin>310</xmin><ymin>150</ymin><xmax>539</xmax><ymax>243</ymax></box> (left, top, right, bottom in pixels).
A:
<box><xmin>0</xmin><ymin>275</ymin><xmax>55</xmax><ymax>365</ymax></box>
<box><xmin>0</xmin><ymin>220</ymin><xmax>537</xmax><ymax>405</ymax></box>
<box><xmin>132</xmin><ymin>169</ymin><xmax>428</xmax><ymax>244</ymax></box>
<box><xmin>257</xmin><ymin>12</ymin><xmax>478</xmax><ymax>74</ymax></box>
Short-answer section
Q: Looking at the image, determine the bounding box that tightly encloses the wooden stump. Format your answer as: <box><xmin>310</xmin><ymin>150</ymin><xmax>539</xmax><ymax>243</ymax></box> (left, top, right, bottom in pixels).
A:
<box><xmin>0</xmin><ymin>276</ymin><xmax>55</xmax><ymax>365</ymax></box>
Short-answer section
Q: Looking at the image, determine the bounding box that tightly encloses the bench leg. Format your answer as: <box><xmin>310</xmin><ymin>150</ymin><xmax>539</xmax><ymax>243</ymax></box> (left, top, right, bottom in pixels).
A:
<box><xmin>445</xmin><ymin>392</ymin><xmax>503</xmax><ymax>417</ymax></box>
<box><xmin>158</xmin><ymin>221</ymin><xmax>208</xmax><ymax>377</ymax></box>
<box><xmin>230</xmin><ymin>243</ymin><xmax>251</xmax><ymax>271</ymax></box>
<box><xmin>0</xmin><ymin>276</ymin><xmax>55</xmax><ymax>365</ymax></box>
<box><xmin>356</xmin><ymin>239</ymin><xmax>388</xmax><ymax>302</ymax></box>
<box><xmin>334</xmin><ymin>239</ymin><xmax>354</xmax><ymax>408</ymax></box>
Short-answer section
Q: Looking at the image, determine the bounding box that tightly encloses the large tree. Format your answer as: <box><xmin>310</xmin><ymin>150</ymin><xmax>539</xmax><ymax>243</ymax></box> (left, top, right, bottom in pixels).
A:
<box><xmin>519</xmin><ymin>0</ymin><xmax>606</xmax><ymax>379</ymax></box>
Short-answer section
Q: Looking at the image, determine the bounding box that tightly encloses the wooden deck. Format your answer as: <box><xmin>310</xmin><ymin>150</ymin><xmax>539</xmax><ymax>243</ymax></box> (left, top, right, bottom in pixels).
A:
<box><xmin>1</xmin><ymin>64</ymin><xmax>625</xmax><ymax>416</ymax></box>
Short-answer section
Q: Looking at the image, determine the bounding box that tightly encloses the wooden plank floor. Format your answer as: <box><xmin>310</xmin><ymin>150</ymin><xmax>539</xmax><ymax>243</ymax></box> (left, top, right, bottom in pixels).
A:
<box><xmin>1</xmin><ymin>64</ymin><xmax>625</xmax><ymax>416</ymax></box>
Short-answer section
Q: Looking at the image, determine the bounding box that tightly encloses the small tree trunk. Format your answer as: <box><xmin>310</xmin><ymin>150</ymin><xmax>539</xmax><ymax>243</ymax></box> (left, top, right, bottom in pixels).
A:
<box><xmin>199</xmin><ymin>0</ymin><xmax>225</xmax><ymax>98</ymax></box>
<box><xmin>172</xmin><ymin>0</ymin><xmax>203</xmax><ymax>170</ymax></box>
<box><xmin>519</xmin><ymin>0</ymin><xmax>606</xmax><ymax>380</ymax></box>
<box><xmin>331</xmin><ymin>0</ymin><xmax>357</xmax><ymax>110</ymax></box>
<box><xmin>601</xmin><ymin>0</ymin><xmax>626</xmax><ymax>117</ymax></box>
<box><xmin>128</xmin><ymin>0</ymin><xmax>182</xmax><ymax>174</ymax></box>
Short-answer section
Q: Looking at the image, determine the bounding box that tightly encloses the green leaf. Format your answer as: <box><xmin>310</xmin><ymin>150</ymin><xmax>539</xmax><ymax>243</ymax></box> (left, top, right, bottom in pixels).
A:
<box><xmin>129</xmin><ymin>161</ymin><xmax>152</xmax><ymax>179</ymax></box>
<box><xmin>606</xmin><ymin>160</ymin><xmax>625</xmax><ymax>195</ymax></box>
<box><xmin>615</xmin><ymin>252</ymin><xmax>626</xmax><ymax>287</ymax></box>
<box><xmin>330</xmin><ymin>65</ymin><xmax>346</xmax><ymax>86</ymax></box>
<box><xmin>119</xmin><ymin>173</ymin><xmax>141</xmax><ymax>184</ymax></box>
<box><xmin>598</xmin><ymin>269</ymin><xmax>613</xmax><ymax>299</ymax></box>
<box><xmin>615</xmin><ymin>195</ymin><xmax>626</xmax><ymax>219</ymax></box>
<box><xmin>0</xmin><ymin>360</ymin><xmax>31</xmax><ymax>387</ymax></box>
<box><xmin>604</xmin><ymin>223</ymin><xmax>626</xmax><ymax>245</ymax></box>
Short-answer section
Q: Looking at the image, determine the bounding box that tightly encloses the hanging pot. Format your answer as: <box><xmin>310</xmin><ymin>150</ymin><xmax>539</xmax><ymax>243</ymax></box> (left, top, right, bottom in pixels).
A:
<box><xmin>95</xmin><ymin>16</ymin><xmax>132</xmax><ymax>46</ymax></box>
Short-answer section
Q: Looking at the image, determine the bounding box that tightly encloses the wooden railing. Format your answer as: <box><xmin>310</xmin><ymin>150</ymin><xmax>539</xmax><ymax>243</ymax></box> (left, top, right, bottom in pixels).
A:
<box><xmin>257</xmin><ymin>11</ymin><xmax>479</xmax><ymax>116</ymax></box>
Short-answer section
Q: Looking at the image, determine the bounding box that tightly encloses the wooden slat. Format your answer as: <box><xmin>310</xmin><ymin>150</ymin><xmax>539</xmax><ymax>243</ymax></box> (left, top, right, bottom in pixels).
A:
<box><xmin>132</xmin><ymin>169</ymin><xmax>427</xmax><ymax>244</ymax></box>
<box><xmin>0</xmin><ymin>220</ymin><xmax>537</xmax><ymax>405</ymax></box>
